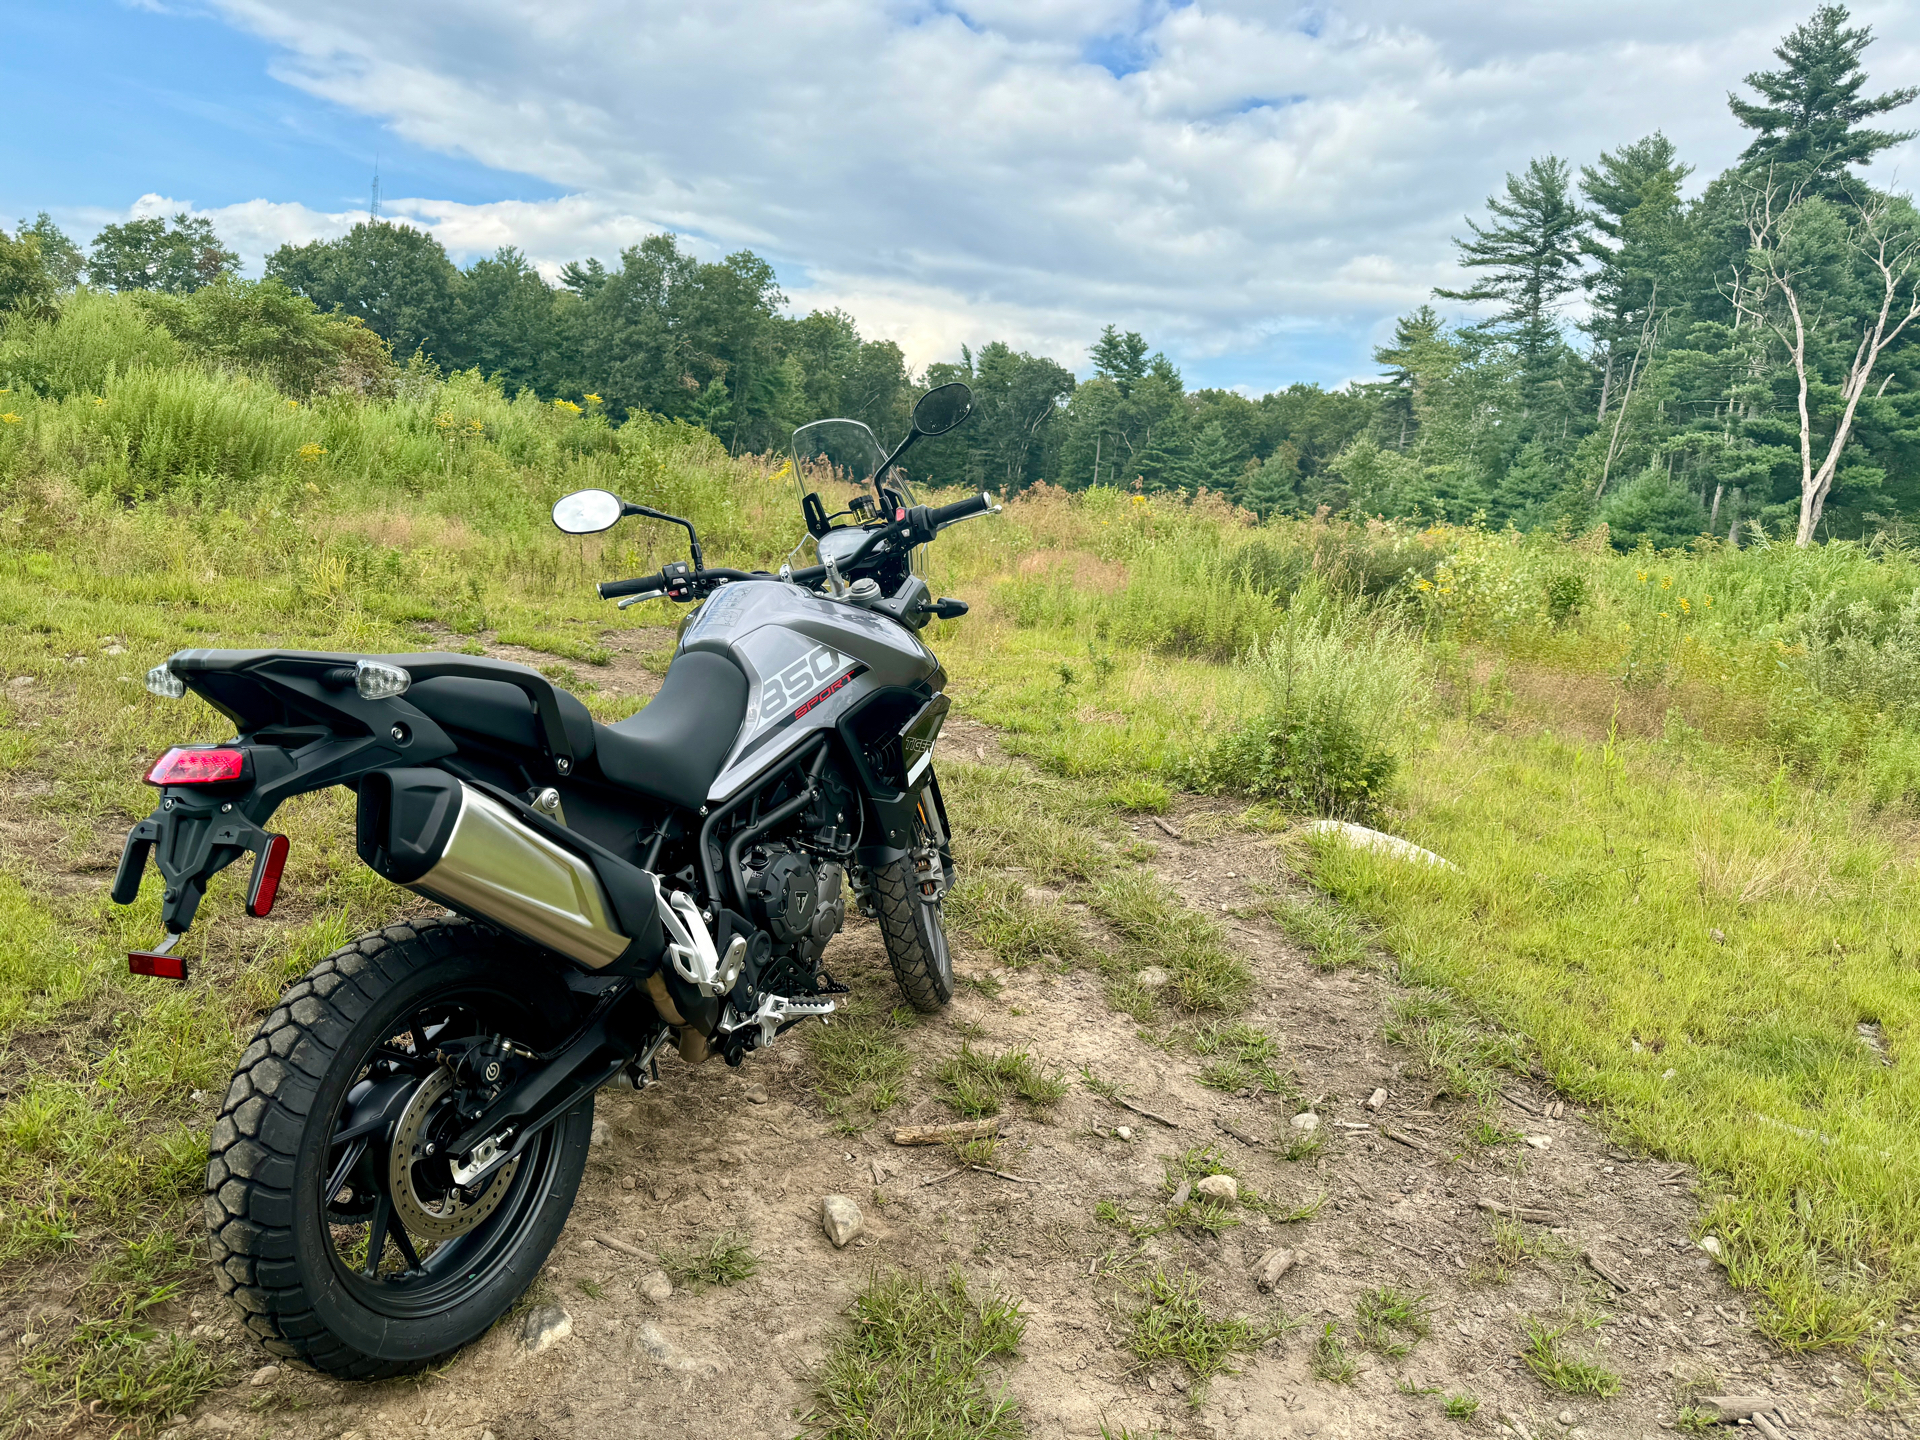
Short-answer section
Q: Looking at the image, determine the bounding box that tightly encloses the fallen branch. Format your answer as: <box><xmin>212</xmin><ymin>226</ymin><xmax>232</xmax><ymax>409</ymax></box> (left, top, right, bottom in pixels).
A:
<box><xmin>1379</xmin><ymin>1125</ymin><xmax>1430</xmax><ymax>1153</ymax></box>
<box><xmin>1116</xmin><ymin>1098</ymin><xmax>1180</xmax><ymax>1128</ymax></box>
<box><xmin>1583</xmin><ymin>1248</ymin><xmax>1633</xmax><ymax>1293</ymax></box>
<box><xmin>1217</xmin><ymin>1120</ymin><xmax>1264</xmax><ymax>1147</ymax></box>
<box><xmin>1476</xmin><ymin>1198</ymin><xmax>1560</xmax><ymax>1225</ymax></box>
<box><xmin>917</xmin><ymin>1166</ymin><xmax>966</xmax><ymax>1188</ymax></box>
<box><xmin>892</xmin><ymin>1118</ymin><xmax>1002</xmax><ymax>1146</ymax></box>
<box><xmin>1151</xmin><ymin>817</ymin><xmax>1183</xmax><ymax>839</ymax></box>
<box><xmin>973</xmin><ymin>1166</ymin><xmax>1041</xmax><ymax>1183</ymax></box>
<box><xmin>593</xmin><ymin>1233</ymin><xmax>648</xmax><ymax>1259</ymax></box>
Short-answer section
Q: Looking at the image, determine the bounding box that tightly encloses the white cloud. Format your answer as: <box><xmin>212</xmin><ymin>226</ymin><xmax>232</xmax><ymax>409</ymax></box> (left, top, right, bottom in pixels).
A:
<box><xmin>141</xmin><ymin>1</ymin><xmax>1921</xmax><ymax>381</ymax></box>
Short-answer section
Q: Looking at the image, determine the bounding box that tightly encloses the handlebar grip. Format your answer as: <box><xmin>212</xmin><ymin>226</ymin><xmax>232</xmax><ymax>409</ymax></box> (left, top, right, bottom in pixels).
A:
<box><xmin>598</xmin><ymin>572</ymin><xmax>664</xmax><ymax>599</ymax></box>
<box><xmin>928</xmin><ymin>492</ymin><xmax>995</xmax><ymax>528</ymax></box>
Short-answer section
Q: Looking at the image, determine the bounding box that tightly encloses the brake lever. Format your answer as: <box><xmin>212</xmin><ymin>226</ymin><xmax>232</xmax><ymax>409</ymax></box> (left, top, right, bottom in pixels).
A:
<box><xmin>616</xmin><ymin>591</ymin><xmax>665</xmax><ymax>609</ymax></box>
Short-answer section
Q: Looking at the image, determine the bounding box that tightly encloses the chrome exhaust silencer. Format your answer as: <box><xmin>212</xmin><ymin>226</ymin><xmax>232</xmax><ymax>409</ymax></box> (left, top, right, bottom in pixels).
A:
<box><xmin>357</xmin><ymin>771</ymin><xmax>630</xmax><ymax>969</ymax></box>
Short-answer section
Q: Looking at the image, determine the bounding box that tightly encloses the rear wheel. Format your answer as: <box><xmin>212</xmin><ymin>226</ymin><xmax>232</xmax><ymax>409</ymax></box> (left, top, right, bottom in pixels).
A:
<box><xmin>204</xmin><ymin>918</ymin><xmax>590</xmax><ymax>1378</ymax></box>
<box><xmin>873</xmin><ymin>785</ymin><xmax>954</xmax><ymax>1012</ymax></box>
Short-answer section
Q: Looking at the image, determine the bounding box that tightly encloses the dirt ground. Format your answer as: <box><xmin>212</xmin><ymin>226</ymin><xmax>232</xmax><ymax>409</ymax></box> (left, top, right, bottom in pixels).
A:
<box><xmin>10</xmin><ymin>632</ymin><xmax>1914</xmax><ymax>1441</ymax></box>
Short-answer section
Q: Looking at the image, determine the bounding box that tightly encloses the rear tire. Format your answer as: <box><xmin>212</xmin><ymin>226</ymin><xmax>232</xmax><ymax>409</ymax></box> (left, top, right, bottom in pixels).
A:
<box><xmin>204</xmin><ymin>917</ymin><xmax>590</xmax><ymax>1379</ymax></box>
<box><xmin>873</xmin><ymin>796</ymin><xmax>954</xmax><ymax>1012</ymax></box>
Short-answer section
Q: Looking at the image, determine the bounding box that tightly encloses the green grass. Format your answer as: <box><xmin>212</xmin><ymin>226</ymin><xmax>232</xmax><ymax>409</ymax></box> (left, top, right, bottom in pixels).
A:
<box><xmin>805</xmin><ymin>989</ymin><xmax>917</xmax><ymax>1119</ymax></box>
<box><xmin>1354</xmin><ymin>1285</ymin><xmax>1432</xmax><ymax>1358</ymax></box>
<box><xmin>1443</xmin><ymin>1394</ymin><xmax>1480</xmax><ymax>1421</ymax></box>
<box><xmin>944</xmin><ymin>874</ymin><xmax>1086</xmax><ymax>969</ymax></box>
<box><xmin>1125</xmin><ymin>1268</ymin><xmax>1285</xmax><ymax>1392</ymax></box>
<box><xmin>658</xmin><ymin>1232</ymin><xmax>759</xmax><ymax>1291</ymax></box>
<box><xmin>936</xmin><ymin>1044</ymin><xmax>1067</xmax><ymax>1119</ymax></box>
<box><xmin>1520</xmin><ymin>1318</ymin><xmax>1623</xmax><ymax>1398</ymax></box>
<box><xmin>807</xmin><ymin>1269</ymin><xmax>1027</xmax><ymax>1439</ymax></box>
<box><xmin>1308</xmin><ymin>1322</ymin><xmax>1357</xmax><ymax>1384</ymax></box>
<box><xmin>1187</xmin><ymin>1021</ymin><xmax>1293</xmax><ymax>1094</ymax></box>
<box><xmin>1267</xmin><ymin>893</ymin><xmax>1370</xmax><ymax>970</ymax></box>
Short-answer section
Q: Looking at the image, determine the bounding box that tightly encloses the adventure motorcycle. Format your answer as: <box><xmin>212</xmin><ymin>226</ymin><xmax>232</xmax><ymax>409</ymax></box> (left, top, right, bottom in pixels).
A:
<box><xmin>112</xmin><ymin>382</ymin><xmax>996</xmax><ymax>1377</ymax></box>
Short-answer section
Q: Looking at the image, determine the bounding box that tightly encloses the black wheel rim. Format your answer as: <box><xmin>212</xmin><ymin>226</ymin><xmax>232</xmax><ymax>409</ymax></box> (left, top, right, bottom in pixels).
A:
<box><xmin>318</xmin><ymin>980</ymin><xmax>569</xmax><ymax>1320</ymax></box>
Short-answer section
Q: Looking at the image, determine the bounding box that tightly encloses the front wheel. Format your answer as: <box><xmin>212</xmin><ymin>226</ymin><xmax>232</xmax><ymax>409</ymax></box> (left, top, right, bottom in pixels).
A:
<box><xmin>204</xmin><ymin>918</ymin><xmax>591</xmax><ymax>1378</ymax></box>
<box><xmin>872</xmin><ymin>786</ymin><xmax>955</xmax><ymax>1012</ymax></box>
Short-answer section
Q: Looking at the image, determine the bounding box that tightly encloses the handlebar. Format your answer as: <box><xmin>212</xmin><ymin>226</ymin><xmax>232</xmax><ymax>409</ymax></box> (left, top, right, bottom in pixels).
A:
<box><xmin>596</xmin><ymin>494</ymin><xmax>998</xmax><ymax>606</ymax></box>
<box><xmin>926</xmin><ymin>492</ymin><xmax>996</xmax><ymax>529</ymax></box>
<box><xmin>597</xmin><ymin>572</ymin><xmax>666</xmax><ymax>599</ymax></box>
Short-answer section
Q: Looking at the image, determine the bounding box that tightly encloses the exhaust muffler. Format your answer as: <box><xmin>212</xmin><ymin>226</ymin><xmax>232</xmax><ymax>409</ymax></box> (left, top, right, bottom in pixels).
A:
<box><xmin>357</xmin><ymin>770</ymin><xmax>630</xmax><ymax>969</ymax></box>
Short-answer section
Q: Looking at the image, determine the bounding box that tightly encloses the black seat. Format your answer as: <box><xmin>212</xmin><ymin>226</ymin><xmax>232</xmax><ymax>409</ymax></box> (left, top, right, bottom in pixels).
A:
<box><xmin>407</xmin><ymin>675</ymin><xmax>598</xmax><ymax>760</ymax></box>
<box><xmin>594</xmin><ymin>651</ymin><xmax>749</xmax><ymax>811</ymax></box>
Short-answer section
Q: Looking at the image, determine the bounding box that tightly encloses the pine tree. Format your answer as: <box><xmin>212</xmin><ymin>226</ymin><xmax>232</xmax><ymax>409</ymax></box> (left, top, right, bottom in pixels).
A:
<box><xmin>1371</xmin><ymin>305</ymin><xmax>1443</xmax><ymax>450</ymax></box>
<box><xmin>1089</xmin><ymin>325</ymin><xmax>1149</xmax><ymax>394</ymax></box>
<box><xmin>1729</xmin><ymin>4</ymin><xmax>1917</xmax><ymax>197</ymax></box>
<box><xmin>1435</xmin><ymin>157</ymin><xmax>1588</xmax><ymax>369</ymax></box>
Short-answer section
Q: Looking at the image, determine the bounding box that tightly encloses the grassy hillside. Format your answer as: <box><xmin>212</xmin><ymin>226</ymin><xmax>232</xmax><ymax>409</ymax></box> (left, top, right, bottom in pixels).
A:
<box><xmin>0</xmin><ymin>295</ymin><xmax>1914</xmax><ymax>1423</ymax></box>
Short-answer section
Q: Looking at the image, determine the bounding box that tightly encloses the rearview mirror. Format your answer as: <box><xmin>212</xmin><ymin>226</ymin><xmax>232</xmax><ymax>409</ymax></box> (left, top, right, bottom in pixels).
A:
<box><xmin>912</xmin><ymin>383</ymin><xmax>974</xmax><ymax>437</ymax></box>
<box><xmin>552</xmin><ymin>489</ymin><xmax>625</xmax><ymax>535</ymax></box>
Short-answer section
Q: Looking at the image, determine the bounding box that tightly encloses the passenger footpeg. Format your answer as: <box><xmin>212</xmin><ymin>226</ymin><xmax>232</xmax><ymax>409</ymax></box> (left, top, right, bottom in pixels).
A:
<box><xmin>651</xmin><ymin>877</ymin><xmax>744</xmax><ymax>996</ymax></box>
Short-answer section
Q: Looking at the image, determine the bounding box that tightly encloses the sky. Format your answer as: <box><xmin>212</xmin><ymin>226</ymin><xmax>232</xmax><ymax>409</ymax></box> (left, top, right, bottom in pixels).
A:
<box><xmin>5</xmin><ymin>0</ymin><xmax>1917</xmax><ymax>392</ymax></box>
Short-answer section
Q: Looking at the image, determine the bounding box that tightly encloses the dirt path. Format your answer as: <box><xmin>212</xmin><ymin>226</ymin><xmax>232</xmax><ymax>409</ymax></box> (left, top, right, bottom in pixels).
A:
<box><xmin>25</xmin><ymin>632</ymin><xmax>1897</xmax><ymax>1440</ymax></box>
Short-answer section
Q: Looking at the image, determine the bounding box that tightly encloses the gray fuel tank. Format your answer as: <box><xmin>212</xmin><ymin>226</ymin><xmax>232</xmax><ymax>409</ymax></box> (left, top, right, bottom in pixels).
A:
<box><xmin>675</xmin><ymin>580</ymin><xmax>944</xmax><ymax>800</ymax></box>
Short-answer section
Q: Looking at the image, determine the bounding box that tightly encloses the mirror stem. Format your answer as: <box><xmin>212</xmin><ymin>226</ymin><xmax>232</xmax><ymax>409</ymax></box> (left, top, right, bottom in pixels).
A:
<box><xmin>870</xmin><ymin>431</ymin><xmax>919</xmax><ymax>509</ymax></box>
<box><xmin>622</xmin><ymin>502</ymin><xmax>704</xmax><ymax>572</ymax></box>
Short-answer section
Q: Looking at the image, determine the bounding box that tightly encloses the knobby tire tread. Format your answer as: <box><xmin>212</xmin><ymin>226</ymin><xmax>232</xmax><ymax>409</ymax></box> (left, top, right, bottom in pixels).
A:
<box><xmin>873</xmin><ymin>859</ymin><xmax>951</xmax><ymax>1012</ymax></box>
<box><xmin>205</xmin><ymin>917</ymin><xmax>478</xmax><ymax>1380</ymax></box>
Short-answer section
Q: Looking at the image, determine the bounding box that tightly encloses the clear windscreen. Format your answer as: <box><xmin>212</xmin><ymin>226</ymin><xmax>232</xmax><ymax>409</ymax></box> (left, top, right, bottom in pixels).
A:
<box><xmin>788</xmin><ymin>418</ymin><xmax>925</xmax><ymax>575</ymax></box>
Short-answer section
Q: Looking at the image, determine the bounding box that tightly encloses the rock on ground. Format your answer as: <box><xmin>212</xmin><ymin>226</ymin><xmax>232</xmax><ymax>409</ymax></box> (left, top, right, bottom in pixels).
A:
<box><xmin>519</xmin><ymin>1303</ymin><xmax>573</xmax><ymax>1354</ymax></box>
<box><xmin>821</xmin><ymin>1194</ymin><xmax>863</xmax><ymax>1248</ymax></box>
<box><xmin>1305</xmin><ymin>819</ymin><xmax>1456</xmax><ymax>869</ymax></box>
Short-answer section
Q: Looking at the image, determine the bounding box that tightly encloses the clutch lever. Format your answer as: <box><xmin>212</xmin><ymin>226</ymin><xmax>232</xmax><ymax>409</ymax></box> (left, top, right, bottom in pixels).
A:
<box><xmin>616</xmin><ymin>590</ymin><xmax>665</xmax><ymax>609</ymax></box>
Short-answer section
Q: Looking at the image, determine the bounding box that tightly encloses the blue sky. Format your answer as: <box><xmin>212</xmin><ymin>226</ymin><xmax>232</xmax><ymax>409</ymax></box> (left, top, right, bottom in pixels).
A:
<box><xmin>6</xmin><ymin>0</ymin><xmax>1915</xmax><ymax>394</ymax></box>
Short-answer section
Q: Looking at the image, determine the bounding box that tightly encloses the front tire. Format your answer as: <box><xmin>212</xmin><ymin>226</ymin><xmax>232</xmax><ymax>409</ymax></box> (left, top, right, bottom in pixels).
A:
<box><xmin>873</xmin><ymin>789</ymin><xmax>955</xmax><ymax>1012</ymax></box>
<box><xmin>204</xmin><ymin>918</ymin><xmax>590</xmax><ymax>1379</ymax></box>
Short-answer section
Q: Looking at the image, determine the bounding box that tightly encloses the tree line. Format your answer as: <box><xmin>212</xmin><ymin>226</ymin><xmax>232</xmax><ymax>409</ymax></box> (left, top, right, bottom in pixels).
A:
<box><xmin>1</xmin><ymin>4</ymin><xmax>1913</xmax><ymax>547</ymax></box>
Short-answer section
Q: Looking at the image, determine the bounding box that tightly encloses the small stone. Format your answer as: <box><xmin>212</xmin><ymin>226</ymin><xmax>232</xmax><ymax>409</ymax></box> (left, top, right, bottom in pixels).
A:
<box><xmin>1290</xmin><ymin>1111</ymin><xmax>1320</xmax><ymax>1133</ymax></box>
<box><xmin>822</xmin><ymin>1194</ymin><xmax>864</xmax><ymax>1247</ymax></box>
<box><xmin>1115</xmin><ymin>1125</ymin><xmax>1133</xmax><ymax>1141</ymax></box>
<box><xmin>1195</xmin><ymin>1174</ymin><xmax>1239</xmax><ymax>1204</ymax></box>
<box><xmin>1169</xmin><ymin>1178</ymin><xmax>1192</xmax><ymax>1208</ymax></box>
<box><xmin>1661</xmin><ymin>1068</ymin><xmax>1677</xmax><ymax>1080</ymax></box>
<box><xmin>1698</xmin><ymin>1235</ymin><xmax>1724</xmax><ymax>1259</ymax></box>
<box><xmin>189</xmin><ymin>1089</ymin><xmax>209</xmax><ymax>1105</ymax></box>
<box><xmin>7</xmin><ymin>676</ymin><xmax>32</xmax><ymax>689</ymax></box>
<box><xmin>639</xmin><ymin>1270</ymin><xmax>672</xmax><ymax>1303</ymax></box>
<box><xmin>520</xmin><ymin>1302</ymin><xmax>573</xmax><ymax>1353</ymax></box>
<box><xmin>102</xmin><ymin>644</ymin><xmax>126</xmax><ymax>656</ymax></box>
<box><xmin>1524</xmin><ymin>1133</ymin><xmax>1552</xmax><ymax>1149</ymax></box>
<box><xmin>17</xmin><ymin>1333</ymin><xmax>37</xmax><ymax>1348</ymax></box>
<box><xmin>1365</xmin><ymin>1087</ymin><xmax>1387</xmax><ymax>1111</ymax></box>
<box><xmin>1255</xmin><ymin>1246</ymin><xmax>1297</xmax><ymax>1290</ymax></box>
<box><xmin>480</xmin><ymin>1432</ymin><xmax>498</xmax><ymax>1440</ymax></box>
<box><xmin>250</xmin><ymin>1363</ymin><xmax>280</xmax><ymax>1387</ymax></box>
<box><xmin>1145</xmin><ymin>1372</ymin><xmax>1161</xmax><ymax>1392</ymax></box>
<box><xmin>1710</xmin><ymin>928</ymin><xmax>1727</xmax><ymax>945</ymax></box>
<box><xmin>1135</xmin><ymin>966</ymin><xmax>1170</xmax><ymax>989</ymax></box>
<box><xmin>1559</xmin><ymin>1410</ymin><xmax>1576</xmax><ymax>1426</ymax></box>
<box><xmin>744</xmin><ymin>1084</ymin><xmax>769</xmax><ymax>1104</ymax></box>
<box><xmin>620</xmin><ymin>1175</ymin><xmax>636</xmax><ymax>1190</ymax></box>
<box><xmin>590</xmin><ymin>1116</ymin><xmax>609</xmax><ymax>1146</ymax></box>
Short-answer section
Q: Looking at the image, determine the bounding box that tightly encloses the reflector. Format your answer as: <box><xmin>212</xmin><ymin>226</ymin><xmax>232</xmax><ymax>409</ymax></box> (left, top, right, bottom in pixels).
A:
<box><xmin>247</xmin><ymin>834</ymin><xmax>290</xmax><ymax>917</ymax></box>
<box><xmin>129</xmin><ymin>950</ymin><xmax>188</xmax><ymax>980</ymax></box>
<box><xmin>145</xmin><ymin>746</ymin><xmax>247</xmax><ymax>785</ymax></box>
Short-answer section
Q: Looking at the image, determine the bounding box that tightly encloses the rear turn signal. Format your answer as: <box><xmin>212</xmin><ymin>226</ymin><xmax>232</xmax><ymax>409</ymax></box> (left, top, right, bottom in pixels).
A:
<box><xmin>145</xmin><ymin>746</ymin><xmax>246</xmax><ymax>785</ymax></box>
<box><xmin>129</xmin><ymin>950</ymin><xmax>188</xmax><ymax>981</ymax></box>
<box><xmin>247</xmin><ymin>834</ymin><xmax>290</xmax><ymax>917</ymax></box>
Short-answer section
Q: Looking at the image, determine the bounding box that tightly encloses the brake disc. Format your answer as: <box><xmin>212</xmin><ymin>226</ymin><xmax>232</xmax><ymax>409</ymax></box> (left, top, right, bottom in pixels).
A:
<box><xmin>387</xmin><ymin>1070</ymin><xmax>521</xmax><ymax>1241</ymax></box>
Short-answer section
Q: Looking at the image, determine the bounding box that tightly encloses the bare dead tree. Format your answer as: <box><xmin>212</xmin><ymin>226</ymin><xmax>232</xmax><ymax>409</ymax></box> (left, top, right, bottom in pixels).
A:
<box><xmin>1736</xmin><ymin>179</ymin><xmax>1920</xmax><ymax>546</ymax></box>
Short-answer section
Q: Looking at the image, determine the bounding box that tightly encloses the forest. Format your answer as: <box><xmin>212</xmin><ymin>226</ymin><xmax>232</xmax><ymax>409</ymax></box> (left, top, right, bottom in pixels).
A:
<box><xmin>0</xmin><ymin>2</ymin><xmax>1914</xmax><ymax>554</ymax></box>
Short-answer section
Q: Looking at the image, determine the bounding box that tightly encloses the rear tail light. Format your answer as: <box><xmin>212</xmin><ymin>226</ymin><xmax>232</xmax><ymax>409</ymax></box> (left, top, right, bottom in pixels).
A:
<box><xmin>145</xmin><ymin>746</ymin><xmax>247</xmax><ymax>786</ymax></box>
<box><xmin>247</xmin><ymin>834</ymin><xmax>290</xmax><ymax>917</ymax></box>
<box><xmin>129</xmin><ymin>950</ymin><xmax>188</xmax><ymax>981</ymax></box>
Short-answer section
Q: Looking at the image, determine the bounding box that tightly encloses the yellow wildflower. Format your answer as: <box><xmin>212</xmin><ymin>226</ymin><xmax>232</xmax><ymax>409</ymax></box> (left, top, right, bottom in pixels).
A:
<box><xmin>1660</xmin><ymin>576</ymin><xmax>1672</xmax><ymax>589</ymax></box>
<box><xmin>1678</xmin><ymin>597</ymin><xmax>1691</xmax><ymax>613</ymax></box>
<box><xmin>434</xmin><ymin>411</ymin><xmax>454</xmax><ymax>430</ymax></box>
<box><xmin>554</xmin><ymin>398</ymin><xmax>583</xmax><ymax>416</ymax></box>
<box><xmin>298</xmin><ymin>443</ymin><xmax>327</xmax><ymax>462</ymax></box>
<box><xmin>286</xmin><ymin>400</ymin><xmax>299</xmax><ymax>409</ymax></box>
<box><xmin>465</xmin><ymin>418</ymin><xmax>485</xmax><ymax>434</ymax></box>
<box><xmin>1660</xmin><ymin>611</ymin><xmax>1671</xmax><ymax>619</ymax></box>
<box><xmin>1636</xmin><ymin>570</ymin><xmax>1648</xmax><ymax>583</ymax></box>
<box><xmin>93</xmin><ymin>397</ymin><xmax>106</xmax><ymax>406</ymax></box>
<box><xmin>0</xmin><ymin>413</ymin><xmax>20</xmax><ymax>425</ymax></box>
<box><xmin>1703</xmin><ymin>596</ymin><xmax>1712</xmax><ymax>607</ymax></box>
<box><xmin>584</xmin><ymin>393</ymin><xmax>603</xmax><ymax>404</ymax></box>
<box><xmin>1131</xmin><ymin>495</ymin><xmax>1146</xmax><ymax>506</ymax></box>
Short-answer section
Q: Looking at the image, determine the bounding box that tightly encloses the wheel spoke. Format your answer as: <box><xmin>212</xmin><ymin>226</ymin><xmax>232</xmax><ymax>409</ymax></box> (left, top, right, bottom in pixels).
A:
<box><xmin>361</xmin><ymin>1191</ymin><xmax>393</xmax><ymax>1278</ymax></box>
<box><xmin>324</xmin><ymin>1137</ymin><xmax>367</xmax><ymax>1204</ymax></box>
<box><xmin>385</xmin><ymin>1209</ymin><xmax>424</xmax><ymax>1273</ymax></box>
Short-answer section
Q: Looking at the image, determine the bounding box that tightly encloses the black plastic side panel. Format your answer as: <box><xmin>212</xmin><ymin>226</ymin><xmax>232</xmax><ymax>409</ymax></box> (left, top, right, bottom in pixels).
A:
<box><xmin>356</xmin><ymin>768</ymin><xmax>463</xmax><ymax>885</ymax></box>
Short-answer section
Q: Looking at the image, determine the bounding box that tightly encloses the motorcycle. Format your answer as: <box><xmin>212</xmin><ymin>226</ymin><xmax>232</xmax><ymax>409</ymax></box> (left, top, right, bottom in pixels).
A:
<box><xmin>112</xmin><ymin>382</ymin><xmax>996</xmax><ymax>1377</ymax></box>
